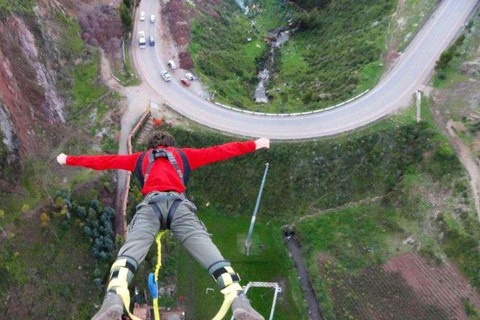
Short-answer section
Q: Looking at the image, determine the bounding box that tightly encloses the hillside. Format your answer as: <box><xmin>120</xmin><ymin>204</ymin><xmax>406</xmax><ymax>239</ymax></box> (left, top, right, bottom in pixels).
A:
<box><xmin>163</xmin><ymin>0</ymin><xmax>439</xmax><ymax>113</ymax></box>
<box><xmin>0</xmin><ymin>1</ymin><xmax>125</xmax><ymax>318</ymax></box>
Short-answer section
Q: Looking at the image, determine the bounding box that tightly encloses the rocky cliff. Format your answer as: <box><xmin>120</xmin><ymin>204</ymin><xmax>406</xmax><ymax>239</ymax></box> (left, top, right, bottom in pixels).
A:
<box><xmin>0</xmin><ymin>0</ymin><xmax>95</xmax><ymax>169</ymax></box>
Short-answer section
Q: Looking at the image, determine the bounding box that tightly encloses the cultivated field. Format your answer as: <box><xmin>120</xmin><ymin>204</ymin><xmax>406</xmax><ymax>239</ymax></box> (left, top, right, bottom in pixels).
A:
<box><xmin>317</xmin><ymin>253</ymin><xmax>480</xmax><ymax>319</ymax></box>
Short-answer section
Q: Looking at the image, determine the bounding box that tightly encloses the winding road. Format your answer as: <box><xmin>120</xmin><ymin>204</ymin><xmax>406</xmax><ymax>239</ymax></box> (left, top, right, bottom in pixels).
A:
<box><xmin>130</xmin><ymin>0</ymin><xmax>478</xmax><ymax>140</ymax></box>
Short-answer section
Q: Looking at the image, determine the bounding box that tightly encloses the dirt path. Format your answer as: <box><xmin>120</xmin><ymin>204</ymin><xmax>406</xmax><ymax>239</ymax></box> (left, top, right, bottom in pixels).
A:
<box><xmin>285</xmin><ymin>196</ymin><xmax>382</xmax><ymax>230</ymax></box>
<box><xmin>286</xmin><ymin>235</ymin><xmax>324</xmax><ymax>320</ymax></box>
<box><xmin>447</xmin><ymin>120</ymin><xmax>480</xmax><ymax>219</ymax></box>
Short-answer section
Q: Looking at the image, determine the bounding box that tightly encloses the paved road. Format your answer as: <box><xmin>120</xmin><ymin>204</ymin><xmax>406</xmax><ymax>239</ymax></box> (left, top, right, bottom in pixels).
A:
<box><xmin>132</xmin><ymin>0</ymin><xmax>478</xmax><ymax>140</ymax></box>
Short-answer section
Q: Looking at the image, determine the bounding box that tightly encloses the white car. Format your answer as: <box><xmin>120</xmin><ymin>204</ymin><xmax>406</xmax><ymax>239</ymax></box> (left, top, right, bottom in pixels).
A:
<box><xmin>185</xmin><ymin>72</ymin><xmax>195</xmax><ymax>81</ymax></box>
<box><xmin>161</xmin><ymin>70</ymin><xmax>172</xmax><ymax>82</ymax></box>
<box><xmin>140</xmin><ymin>11</ymin><xmax>145</xmax><ymax>21</ymax></box>
<box><xmin>138</xmin><ymin>31</ymin><xmax>146</xmax><ymax>48</ymax></box>
<box><xmin>150</xmin><ymin>14</ymin><xmax>156</xmax><ymax>23</ymax></box>
<box><xmin>167</xmin><ymin>60</ymin><xmax>177</xmax><ymax>70</ymax></box>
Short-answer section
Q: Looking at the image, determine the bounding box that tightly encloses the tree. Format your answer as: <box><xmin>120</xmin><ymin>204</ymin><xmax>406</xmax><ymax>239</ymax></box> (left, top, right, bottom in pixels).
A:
<box><xmin>76</xmin><ymin>206</ymin><xmax>87</xmax><ymax>219</ymax></box>
<box><xmin>120</xmin><ymin>3</ymin><xmax>133</xmax><ymax>33</ymax></box>
<box><xmin>93</xmin><ymin>278</ymin><xmax>103</xmax><ymax>287</ymax></box>
<box><xmin>40</xmin><ymin>212</ymin><xmax>49</xmax><ymax>227</ymax></box>
<box><xmin>123</xmin><ymin>0</ymin><xmax>132</xmax><ymax>9</ymax></box>
<box><xmin>104</xmin><ymin>224</ymin><xmax>114</xmax><ymax>237</ymax></box>
<box><xmin>87</xmin><ymin>208</ymin><xmax>97</xmax><ymax>222</ymax></box>
<box><xmin>98</xmin><ymin>251</ymin><xmax>108</xmax><ymax>260</ymax></box>
<box><xmin>103</xmin><ymin>206</ymin><xmax>116</xmax><ymax>219</ymax></box>
<box><xmin>104</xmin><ymin>237</ymin><xmax>114</xmax><ymax>251</ymax></box>
<box><xmin>90</xmin><ymin>199</ymin><xmax>102</xmax><ymax>213</ymax></box>
<box><xmin>84</xmin><ymin>226</ymin><xmax>93</xmax><ymax>238</ymax></box>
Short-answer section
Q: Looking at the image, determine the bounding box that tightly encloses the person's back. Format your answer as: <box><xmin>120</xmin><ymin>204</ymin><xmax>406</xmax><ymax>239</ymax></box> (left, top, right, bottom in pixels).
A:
<box><xmin>57</xmin><ymin>131</ymin><xmax>270</xmax><ymax>320</ymax></box>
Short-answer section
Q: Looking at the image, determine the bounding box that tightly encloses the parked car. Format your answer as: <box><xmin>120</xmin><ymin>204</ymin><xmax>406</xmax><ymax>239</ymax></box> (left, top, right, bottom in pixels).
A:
<box><xmin>180</xmin><ymin>78</ymin><xmax>190</xmax><ymax>87</ymax></box>
<box><xmin>161</xmin><ymin>70</ymin><xmax>172</xmax><ymax>82</ymax></box>
<box><xmin>140</xmin><ymin>11</ymin><xmax>145</xmax><ymax>21</ymax></box>
<box><xmin>150</xmin><ymin>14</ymin><xmax>156</xmax><ymax>23</ymax></box>
<box><xmin>185</xmin><ymin>72</ymin><xmax>195</xmax><ymax>81</ymax></box>
<box><xmin>149</xmin><ymin>36</ymin><xmax>155</xmax><ymax>46</ymax></box>
<box><xmin>167</xmin><ymin>60</ymin><xmax>177</xmax><ymax>70</ymax></box>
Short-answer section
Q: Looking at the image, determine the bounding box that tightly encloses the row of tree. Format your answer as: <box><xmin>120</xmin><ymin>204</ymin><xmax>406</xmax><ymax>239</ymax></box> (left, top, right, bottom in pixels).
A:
<box><xmin>120</xmin><ymin>0</ymin><xmax>140</xmax><ymax>33</ymax></box>
<box><xmin>55</xmin><ymin>190</ymin><xmax>116</xmax><ymax>262</ymax></box>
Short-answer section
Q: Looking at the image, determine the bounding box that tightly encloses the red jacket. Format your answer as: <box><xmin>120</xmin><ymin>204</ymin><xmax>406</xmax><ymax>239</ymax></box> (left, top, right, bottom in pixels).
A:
<box><xmin>66</xmin><ymin>141</ymin><xmax>256</xmax><ymax>194</ymax></box>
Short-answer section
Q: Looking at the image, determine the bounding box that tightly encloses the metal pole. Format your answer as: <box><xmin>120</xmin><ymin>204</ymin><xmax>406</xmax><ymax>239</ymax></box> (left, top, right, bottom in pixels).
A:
<box><xmin>269</xmin><ymin>285</ymin><xmax>280</xmax><ymax>320</ymax></box>
<box><xmin>245</xmin><ymin>163</ymin><xmax>269</xmax><ymax>255</ymax></box>
<box><xmin>416</xmin><ymin>90</ymin><xmax>422</xmax><ymax>123</ymax></box>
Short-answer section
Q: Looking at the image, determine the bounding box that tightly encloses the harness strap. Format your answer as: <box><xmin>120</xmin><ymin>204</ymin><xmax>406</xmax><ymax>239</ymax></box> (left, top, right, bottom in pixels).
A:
<box><xmin>134</xmin><ymin>152</ymin><xmax>147</xmax><ymax>187</ymax></box>
<box><xmin>165</xmin><ymin>151</ymin><xmax>184</xmax><ymax>182</ymax></box>
<box><xmin>148</xmin><ymin>195</ymin><xmax>184</xmax><ymax>230</ymax></box>
<box><xmin>167</xmin><ymin>199</ymin><xmax>182</xmax><ymax>229</ymax></box>
<box><xmin>176</xmin><ymin>149</ymin><xmax>190</xmax><ymax>186</ymax></box>
<box><xmin>145</xmin><ymin>149</ymin><xmax>184</xmax><ymax>185</ymax></box>
<box><xmin>134</xmin><ymin>148</ymin><xmax>191</xmax><ymax>188</ymax></box>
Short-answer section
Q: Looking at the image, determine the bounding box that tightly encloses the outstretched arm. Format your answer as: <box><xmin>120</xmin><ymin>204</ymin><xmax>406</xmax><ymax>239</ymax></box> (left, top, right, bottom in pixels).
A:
<box><xmin>57</xmin><ymin>152</ymin><xmax>142</xmax><ymax>172</ymax></box>
<box><xmin>181</xmin><ymin>138</ymin><xmax>270</xmax><ymax>170</ymax></box>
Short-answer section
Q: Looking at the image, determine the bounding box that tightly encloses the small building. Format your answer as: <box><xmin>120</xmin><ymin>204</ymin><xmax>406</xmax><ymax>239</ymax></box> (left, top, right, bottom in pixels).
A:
<box><xmin>133</xmin><ymin>303</ymin><xmax>185</xmax><ymax>320</ymax></box>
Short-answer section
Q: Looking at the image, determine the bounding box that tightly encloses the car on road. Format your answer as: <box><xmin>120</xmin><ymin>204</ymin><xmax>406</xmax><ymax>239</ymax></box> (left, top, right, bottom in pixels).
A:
<box><xmin>185</xmin><ymin>72</ymin><xmax>195</xmax><ymax>81</ymax></box>
<box><xmin>150</xmin><ymin>14</ymin><xmax>156</xmax><ymax>23</ymax></box>
<box><xmin>180</xmin><ymin>78</ymin><xmax>190</xmax><ymax>87</ymax></box>
<box><xmin>138</xmin><ymin>31</ymin><xmax>146</xmax><ymax>49</ymax></box>
<box><xmin>161</xmin><ymin>70</ymin><xmax>172</xmax><ymax>82</ymax></box>
<box><xmin>149</xmin><ymin>36</ymin><xmax>155</xmax><ymax>46</ymax></box>
<box><xmin>140</xmin><ymin>11</ymin><xmax>145</xmax><ymax>21</ymax></box>
<box><xmin>167</xmin><ymin>60</ymin><xmax>177</xmax><ymax>70</ymax></box>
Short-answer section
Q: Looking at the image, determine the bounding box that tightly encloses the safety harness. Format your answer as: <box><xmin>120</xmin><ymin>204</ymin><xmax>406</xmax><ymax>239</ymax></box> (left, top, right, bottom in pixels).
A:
<box><xmin>134</xmin><ymin>148</ymin><xmax>191</xmax><ymax>230</ymax></box>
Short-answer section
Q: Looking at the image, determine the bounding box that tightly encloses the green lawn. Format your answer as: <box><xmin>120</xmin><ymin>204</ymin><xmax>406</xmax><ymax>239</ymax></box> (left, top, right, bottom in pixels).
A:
<box><xmin>71</xmin><ymin>52</ymin><xmax>109</xmax><ymax>122</ymax></box>
<box><xmin>177</xmin><ymin>209</ymin><xmax>308</xmax><ymax>320</ymax></box>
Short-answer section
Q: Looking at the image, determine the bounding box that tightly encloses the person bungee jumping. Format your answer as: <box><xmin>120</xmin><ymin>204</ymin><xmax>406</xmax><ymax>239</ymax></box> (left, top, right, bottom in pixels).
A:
<box><xmin>57</xmin><ymin>131</ymin><xmax>270</xmax><ymax>320</ymax></box>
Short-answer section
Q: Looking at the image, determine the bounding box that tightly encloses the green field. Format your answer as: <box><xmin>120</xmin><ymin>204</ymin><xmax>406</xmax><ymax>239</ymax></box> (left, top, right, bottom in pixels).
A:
<box><xmin>177</xmin><ymin>210</ymin><xmax>307</xmax><ymax>320</ymax></box>
<box><xmin>190</xmin><ymin>0</ymin><xmax>396</xmax><ymax>112</ymax></box>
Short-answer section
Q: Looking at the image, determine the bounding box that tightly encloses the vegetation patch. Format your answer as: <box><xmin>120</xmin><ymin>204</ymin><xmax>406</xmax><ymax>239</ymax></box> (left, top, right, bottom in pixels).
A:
<box><xmin>163</xmin><ymin>108</ymin><xmax>435</xmax><ymax>220</ymax></box>
<box><xmin>0</xmin><ymin>0</ymin><xmax>36</xmax><ymax>19</ymax></box>
<box><xmin>385</xmin><ymin>0</ymin><xmax>440</xmax><ymax>54</ymax></box>
<box><xmin>190</xmin><ymin>0</ymin><xmax>396</xmax><ymax>112</ymax></box>
<box><xmin>292</xmin><ymin>102</ymin><xmax>480</xmax><ymax>317</ymax></box>
<box><xmin>176</xmin><ymin>210</ymin><xmax>307</xmax><ymax>320</ymax></box>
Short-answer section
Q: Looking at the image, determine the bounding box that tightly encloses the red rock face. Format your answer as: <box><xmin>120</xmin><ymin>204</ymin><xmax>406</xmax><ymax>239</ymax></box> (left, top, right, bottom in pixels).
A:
<box><xmin>0</xmin><ymin>0</ymin><xmax>90</xmax><ymax>160</ymax></box>
<box><xmin>0</xmin><ymin>18</ymin><xmax>47</xmax><ymax>157</ymax></box>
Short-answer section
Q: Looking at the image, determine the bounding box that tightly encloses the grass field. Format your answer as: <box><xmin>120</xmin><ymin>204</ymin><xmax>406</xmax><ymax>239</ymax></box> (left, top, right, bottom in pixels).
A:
<box><xmin>177</xmin><ymin>209</ymin><xmax>308</xmax><ymax>320</ymax></box>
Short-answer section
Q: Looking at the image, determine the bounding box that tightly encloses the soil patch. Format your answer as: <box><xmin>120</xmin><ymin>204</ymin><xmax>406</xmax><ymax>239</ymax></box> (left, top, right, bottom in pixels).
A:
<box><xmin>317</xmin><ymin>253</ymin><xmax>480</xmax><ymax>319</ymax></box>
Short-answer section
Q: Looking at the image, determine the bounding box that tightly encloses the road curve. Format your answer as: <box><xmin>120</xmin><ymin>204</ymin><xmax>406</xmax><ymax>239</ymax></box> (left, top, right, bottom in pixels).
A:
<box><xmin>132</xmin><ymin>0</ymin><xmax>478</xmax><ymax>140</ymax></box>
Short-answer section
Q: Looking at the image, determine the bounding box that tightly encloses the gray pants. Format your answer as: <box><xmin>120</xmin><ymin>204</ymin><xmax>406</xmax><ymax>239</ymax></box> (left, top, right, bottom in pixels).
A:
<box><xmin>117</xmin><ymin>191</ymin><xmax>226</xmax><ymax>272</ymax></box>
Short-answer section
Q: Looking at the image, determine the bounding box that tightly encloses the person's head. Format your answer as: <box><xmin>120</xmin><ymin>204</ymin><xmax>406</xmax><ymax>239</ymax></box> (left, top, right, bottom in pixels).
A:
<box><xmin>146</xmin><ymin>131</ymin><xmax>175</xmax><ymax>149</ymax></box>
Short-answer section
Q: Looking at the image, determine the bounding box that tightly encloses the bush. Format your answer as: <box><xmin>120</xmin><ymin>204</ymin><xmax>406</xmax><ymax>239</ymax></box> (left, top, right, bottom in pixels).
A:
<box><xmin>119</xmin><ymin>3</ymin><xmax>133</xmax><ymax>33</ymax></box>
<box><xmin>435</xmin><ymin>34</ymin><xmax>465</xmax><ymax>71</ymax></box>
<box><xmin>55</xmin><ymin>191</ymin><xmax>117</xmax><ymax>265</ymax></box>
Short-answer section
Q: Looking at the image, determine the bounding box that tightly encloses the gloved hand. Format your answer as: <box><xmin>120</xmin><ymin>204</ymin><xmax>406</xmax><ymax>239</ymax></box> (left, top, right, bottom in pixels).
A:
<box><xmin>255</xmin><ymin>138</ymin><xmax>270</xmax><ymax>150</ymax></box>
<box><xmin>212</xmin><ymin>283</ymin><xmax>243</xmax><ymax>320</ymax></box>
